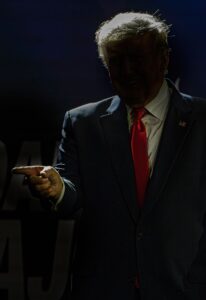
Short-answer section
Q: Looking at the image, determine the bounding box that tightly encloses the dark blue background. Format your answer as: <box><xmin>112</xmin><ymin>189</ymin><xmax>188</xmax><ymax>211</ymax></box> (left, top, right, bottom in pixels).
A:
<box><xmin>1</xmin><ymin>0</ymin><xmax>206</xmax><ymax>143</ymax></box>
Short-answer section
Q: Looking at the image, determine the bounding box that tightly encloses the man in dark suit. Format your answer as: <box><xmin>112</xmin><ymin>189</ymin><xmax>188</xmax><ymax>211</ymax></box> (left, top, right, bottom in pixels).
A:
<box><xmin>12</xmin><ymin>12</ymin><xmax>206</xmax><ymax>300</ymax></box>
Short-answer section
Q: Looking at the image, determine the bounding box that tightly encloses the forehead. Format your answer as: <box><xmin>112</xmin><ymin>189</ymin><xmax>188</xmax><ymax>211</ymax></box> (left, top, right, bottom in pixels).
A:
<box><xmin>105</xmin><ymin>32</ymin><xmax>158</xmax><ymax>55</ymax></box>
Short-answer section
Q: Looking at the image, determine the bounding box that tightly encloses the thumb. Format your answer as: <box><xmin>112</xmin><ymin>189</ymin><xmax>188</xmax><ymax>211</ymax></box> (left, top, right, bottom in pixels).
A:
<box><xmin>40</xmin><ymin>166</ymin><xmax>61</xmax><ymax>184</ymax></box>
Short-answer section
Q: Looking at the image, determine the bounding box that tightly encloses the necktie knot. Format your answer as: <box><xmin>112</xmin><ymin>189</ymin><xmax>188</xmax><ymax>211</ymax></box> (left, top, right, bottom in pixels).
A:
<box><xmin>131</xmin><ymin>107</ymin><xmax>146</xmax><ymax>131</ymax></box>
<box><xmin>132</xmin><ymin>107</ymin><xmax>146</xmax><ymax>121</ymax></box>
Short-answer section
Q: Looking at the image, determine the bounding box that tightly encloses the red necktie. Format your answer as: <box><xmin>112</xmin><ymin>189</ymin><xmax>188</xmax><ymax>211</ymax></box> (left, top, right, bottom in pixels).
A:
<box><xmin>131</xmin><ymin>107</ymin><xmax>149</xmax><ymax>289</ymax></box>
<box><xmin>130</xmin><ymin>107</ymin><xmax>149</xmax><ymax>208</ymax></box>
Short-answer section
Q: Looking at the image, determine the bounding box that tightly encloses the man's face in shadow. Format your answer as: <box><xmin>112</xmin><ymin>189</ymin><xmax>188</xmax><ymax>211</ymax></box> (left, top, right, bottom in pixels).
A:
<box><xmin>105</xmin><ymin>32</ymin><xmax>169</xmax><ymax>107</ymax></box>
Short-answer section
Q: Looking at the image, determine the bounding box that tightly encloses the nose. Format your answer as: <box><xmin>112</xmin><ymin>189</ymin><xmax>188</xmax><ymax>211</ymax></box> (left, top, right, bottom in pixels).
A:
<box><xmin>122</xmin><ymin>56</ymin><xmax>136</xmax><ymax>77</ymax></box>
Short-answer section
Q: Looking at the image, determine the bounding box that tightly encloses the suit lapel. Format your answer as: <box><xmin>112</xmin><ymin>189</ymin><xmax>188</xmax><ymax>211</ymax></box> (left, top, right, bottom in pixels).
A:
<box><xmin>99</xmin><ymin>85</ymin><xmax>196</xmax><ymax>223</ymax></box>
<box><xmin>142</xmin><ymin>87</ymin><xmax>195</xmax><ymax>219</ymax></box>
<box><xmin>100</xmin><ymin>96</ymin><xmax>139</xmax><ymax>224</ymax></box>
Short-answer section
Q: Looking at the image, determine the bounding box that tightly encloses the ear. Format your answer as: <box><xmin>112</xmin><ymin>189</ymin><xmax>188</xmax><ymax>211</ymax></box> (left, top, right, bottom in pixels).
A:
<box><xmin>161</xmin><ymin>48</ymin><xmax>170</xmax><ymax>74</ymax></box>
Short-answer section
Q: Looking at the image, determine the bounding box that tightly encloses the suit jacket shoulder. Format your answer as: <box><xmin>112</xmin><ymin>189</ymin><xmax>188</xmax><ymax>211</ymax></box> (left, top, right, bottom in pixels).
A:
<box><xmin>68</xmin><ymin>96</ymin><xmax>116</xmax><ymax>119</ymax></box>
<box><xmin>180</xmin><ymin>92</ymin><xmax>206</xmax><ymax>116</ymax></box>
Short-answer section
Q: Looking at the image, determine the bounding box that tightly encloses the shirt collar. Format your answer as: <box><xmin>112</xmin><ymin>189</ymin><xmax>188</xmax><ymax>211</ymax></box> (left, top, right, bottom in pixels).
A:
<box><xmin>145</xmin><ymin>79</ymin><xmax>170</xmax><ymax>122</ymax></box>
<box><xmin>126</xmin><ymin>79</ymin><xmax>170</xmax><ymax>122</ymax></box>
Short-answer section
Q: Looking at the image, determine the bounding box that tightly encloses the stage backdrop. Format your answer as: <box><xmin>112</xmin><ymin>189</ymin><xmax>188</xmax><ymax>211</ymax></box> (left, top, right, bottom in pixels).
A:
<box><xmin>1</xmin><ymin>0</ymin><xmax>206</xmax><ymax>299</ymax></box>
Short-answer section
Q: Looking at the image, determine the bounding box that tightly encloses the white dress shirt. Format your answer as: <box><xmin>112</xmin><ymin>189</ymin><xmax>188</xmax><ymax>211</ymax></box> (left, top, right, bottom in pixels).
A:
<box><xmin>127</xmin><ymin>80</ymin><xmax>170</xmax><ymax>176</ymax></box>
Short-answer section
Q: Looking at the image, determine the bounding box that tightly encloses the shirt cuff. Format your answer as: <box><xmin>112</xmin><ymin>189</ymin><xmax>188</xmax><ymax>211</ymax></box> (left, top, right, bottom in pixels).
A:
<box><xmin>50</xmin><ymin>177</ymin><xmax>65</xmax><ymax>211</ymax></box>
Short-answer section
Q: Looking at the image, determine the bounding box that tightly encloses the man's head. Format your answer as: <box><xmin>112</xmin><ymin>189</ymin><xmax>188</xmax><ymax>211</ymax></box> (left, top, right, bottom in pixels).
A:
<box><xmin>95</xmin><ymin>12</ymin><xmax>171</xmax><ymax>106</ymax></box>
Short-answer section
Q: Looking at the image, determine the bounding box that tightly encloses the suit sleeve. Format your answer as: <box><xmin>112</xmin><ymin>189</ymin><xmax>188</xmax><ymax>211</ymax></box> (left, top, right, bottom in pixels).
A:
<box><xmin>54</xmin><ymin>111</ymin><xmax>83</xmax><ymax>218</ymax></box>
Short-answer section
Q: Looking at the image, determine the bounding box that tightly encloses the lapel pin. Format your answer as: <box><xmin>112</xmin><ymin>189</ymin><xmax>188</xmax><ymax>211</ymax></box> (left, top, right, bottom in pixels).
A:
<box><xmin>179</xmin><ymin>120</ymin><xmax>187</xmax><ymax>127</ymax></box>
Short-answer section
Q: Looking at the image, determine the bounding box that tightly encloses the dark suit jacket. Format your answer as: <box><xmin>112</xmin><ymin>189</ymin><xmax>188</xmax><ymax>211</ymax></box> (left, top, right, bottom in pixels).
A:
<box><xmin>55</xmin><ymin>81</ymin><xmax>206</xmax><ymax>300</ymax></box>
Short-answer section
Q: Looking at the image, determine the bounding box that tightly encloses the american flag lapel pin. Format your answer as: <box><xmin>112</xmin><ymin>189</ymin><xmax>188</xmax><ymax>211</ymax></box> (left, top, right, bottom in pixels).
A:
<box><xmin>179</xmin><ymin>120</ymin><xmax>187</xmax><ymax>127</ymax></box>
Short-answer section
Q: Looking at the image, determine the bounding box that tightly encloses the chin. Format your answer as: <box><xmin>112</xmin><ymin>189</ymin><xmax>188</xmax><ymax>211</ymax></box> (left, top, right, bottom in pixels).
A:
<box><xmin>116</xmin><ymin>87</ymin><xmax>146</xmax><ymax>105</ymax></box>
<box><xmin>121</xmin><ymin>94</ymin><xmax>147</xmax><ymax>107</ymax></box>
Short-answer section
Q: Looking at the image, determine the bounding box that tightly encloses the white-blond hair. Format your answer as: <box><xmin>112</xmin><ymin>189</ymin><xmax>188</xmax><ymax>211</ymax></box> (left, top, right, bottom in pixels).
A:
<box><xmin>95</xmin><ymin>11</ymin><xmax>171</xmax><ymax>67</ymax></box>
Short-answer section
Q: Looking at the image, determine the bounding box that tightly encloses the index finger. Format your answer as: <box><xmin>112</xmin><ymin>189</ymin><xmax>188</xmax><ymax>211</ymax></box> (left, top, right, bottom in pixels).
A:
<box><xmin>11</xmin><ymin>166</ymin><xmax>44</xmax><ymax>176</ymax></box>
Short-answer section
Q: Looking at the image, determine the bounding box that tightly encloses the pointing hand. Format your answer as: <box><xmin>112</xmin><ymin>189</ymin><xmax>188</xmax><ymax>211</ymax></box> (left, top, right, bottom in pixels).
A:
<box><xmin>12</xmin><ymin>165</ymin><xmax>63</xmax><ymax>200</ymax></box>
